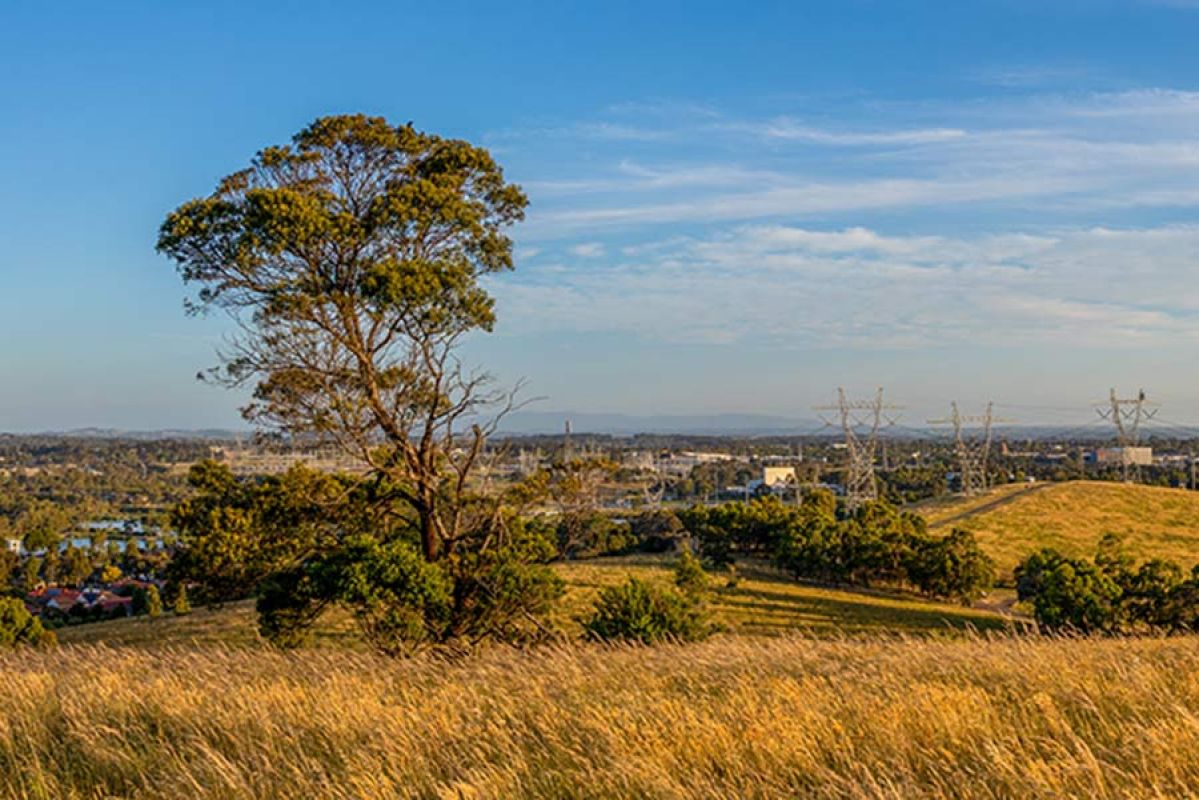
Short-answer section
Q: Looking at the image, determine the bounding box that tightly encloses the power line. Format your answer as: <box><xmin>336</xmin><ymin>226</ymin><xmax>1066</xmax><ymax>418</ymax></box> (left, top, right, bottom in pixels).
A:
<box><xmin>929</xmin><ymin>401</ymin><xmax>1013</xmax><ymax>496</ymax></box>
<box><xmin>1095</xmin><ymin>388</ymin><xmax>1158</xmax><ymax>483</ymax></box>
<box><xmin>814</xmin><ymin>388</ymin><xmax>901</xmax><ymax>512</ymax></box>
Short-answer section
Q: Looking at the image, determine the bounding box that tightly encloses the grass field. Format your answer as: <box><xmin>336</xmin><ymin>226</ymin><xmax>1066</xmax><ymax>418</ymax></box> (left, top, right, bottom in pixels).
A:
<box><xmin>53</xmin><ymin>555</ymin><xmax>1013</xmax><ymax>648</ymax></box>
<box><xmin>919</xmin><ymin>480</ymin><xmax>1199</xmax><ymax>578</ymax></box>
<box><xmin>4</xmin><ymin>634</ymin><xmax>1199</xmax><ymax>798</ymax></box>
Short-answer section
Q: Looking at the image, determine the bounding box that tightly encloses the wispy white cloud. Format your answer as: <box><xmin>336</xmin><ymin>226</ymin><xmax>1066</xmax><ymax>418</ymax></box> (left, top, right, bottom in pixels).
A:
<box><xmin>972</xmin><ymin>64</ymin><xmax>1092</xmax><ymax>89</ymax></box>
<box><xmin>493</xmin><ymin>224</ymin><xmax>1199</xmax><ymax>348</ymax></box>
<box><xmin>525</xmin><ymin>173</ymin><xmax>1093</xmax><ymax>235</ymax></box>
<box><xmin>568</xmin><ymin>242</ymin><xmax>605</xmax><ymax>258</ymax></box>
<box><xmin>725</xmin><ymin>118</ymin><xmax>968</xmax><ymax>145</ymax></box>
<box><xmin>509</xmin><ymin>87</ymin><xmax>1199</xmax><ymax>239</ymax></box>
<box><xmin>1062</xmin><ymin>88</ymin><xmax>1199</xmax><ymax>118</ymax></box>
<box><xmin>492</xmin><ymin>87</ymin><xmax>1199</xmax><ymax>361</ymax></box>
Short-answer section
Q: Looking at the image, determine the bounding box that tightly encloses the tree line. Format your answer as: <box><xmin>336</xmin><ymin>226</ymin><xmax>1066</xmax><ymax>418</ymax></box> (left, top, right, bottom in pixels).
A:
<box><xmin>678</xmin><ymin>494</ymin><xmax>995</xmax><ymax>604</ymax></box>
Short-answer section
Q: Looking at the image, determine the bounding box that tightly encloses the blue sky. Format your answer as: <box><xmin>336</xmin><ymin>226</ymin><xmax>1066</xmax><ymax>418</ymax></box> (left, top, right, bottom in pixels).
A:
<box><xmin>4</xmin><ymin>0</ymin><xmax>1199</xmax><ymax>431</ymax></box>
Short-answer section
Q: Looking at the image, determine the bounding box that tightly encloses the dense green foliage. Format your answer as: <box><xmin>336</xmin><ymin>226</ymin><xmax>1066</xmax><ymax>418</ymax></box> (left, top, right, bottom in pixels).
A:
<box><xmin>169</xmin><ymin>461</ymin><xmax>361</xmax><ymax>603</ymax></box>
<box><xmin>0</xmin><ymin>597</ymin><xmax>53</xmax><ymax>648</ymax></box>
<box><xmin>1016</xmin><ymin>535</ymin><xmax>1199</xmax><ymax>633</ymax></box>
<box><xmin>584</xmin><ymin>577</ymin><xmax>711</xmax><ymax>644</ymax></box>
<box><xmin>173</xmin><ymin>462</ymin><xmax>564</xmax><ymax>653</ymax></box>
<box><xmin>679</xmin><ymin>493</ymin><xmax>995</xmax><ymax>604</ymax></box>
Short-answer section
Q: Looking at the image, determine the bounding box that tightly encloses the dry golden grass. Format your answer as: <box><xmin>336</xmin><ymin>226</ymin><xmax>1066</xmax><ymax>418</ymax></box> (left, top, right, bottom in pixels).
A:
<box><xmin>3</xmin><ymin>634</ymin><xmax>1199</xmax><ymax>798</ymax></box>
<box><xmin>920</xmin><ymin>480</ymin><xmax>1199</xmax><ymax>578</ymax></box>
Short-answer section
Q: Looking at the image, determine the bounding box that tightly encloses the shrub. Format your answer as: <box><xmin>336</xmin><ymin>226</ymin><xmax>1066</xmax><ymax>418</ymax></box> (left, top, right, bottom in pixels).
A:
<box><xmin>673</xmin><ymin>549</ymin><xmax>709</xmax><ymax>598</ymax></box>
<box><xmin>584</xmin><ymin>578</ymin><xmax>710</xmax><ymax>644</ymax></box>
<box><xmin>0</xmin><ymin>597</ymin><xmax>54</xmax><ymax>648</ymax></box>
<box><xmin>258</xmin><ymin>531</ymin><xmax>565</xmax><ymax>654</ymax></box>
<box><xmin>145</xmin><ymin>585</ymin><xmax>163</xmax><ymax>618</ymax></box>
<box><xmin>1018</xmin><ymin>544</ymin><xmax>1199</xmax><ymax>634</ymax></box>
<box><xmin>173</xmin><ymin>584</ymin><xmax>192</xmax><ymax>616</ymax></box>
<box><xmin>258</xmin><ymin>537</ymin><xmax>453</xmax><ymax>654</ymax></box>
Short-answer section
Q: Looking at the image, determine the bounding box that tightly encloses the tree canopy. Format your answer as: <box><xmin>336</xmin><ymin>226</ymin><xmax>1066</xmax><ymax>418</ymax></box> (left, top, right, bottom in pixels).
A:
<box><xmin>158</xmin><ymin>114</ymin><xmax>528</xmax><ymax>563</ymax></box>
<box><xmin>159</xmin><ymin>116</ymin><xmax>570</xmax><ymax>653</ymax></box>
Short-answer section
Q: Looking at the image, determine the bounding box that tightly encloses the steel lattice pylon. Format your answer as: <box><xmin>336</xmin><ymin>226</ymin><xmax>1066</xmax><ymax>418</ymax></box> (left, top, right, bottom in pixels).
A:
<box><xmin>929</xmin><ymin>401</ymin><xmax>1007</xmax><ymax>496</ymax></box>
<box><xmin>1096</xmin><ymin>388</ymin><xmax>1157</xmax><ymax>483</ymax></box>
<box><xmin>815</xmin><ymin>388</ymin><xmax>901</xmax><ymax>512</ymax></box>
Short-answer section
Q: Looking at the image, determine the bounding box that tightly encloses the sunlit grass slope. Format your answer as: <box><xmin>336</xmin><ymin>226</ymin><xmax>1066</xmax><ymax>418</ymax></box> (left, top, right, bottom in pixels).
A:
<box><xmin>555</xmin><ymin>555</ymin><xmax>1010</xmax><ymax>635</ymax></box>
<box><xmin>4</xmin><ymin>635</ymin><xmax>1199</xmax><ymax>798</ymax></box>
<box><xmin>55</xmin><ymin>555</ymin><xmax>1010</xmax><ymax>648</ymax></box>
<box><xmin>920</xmin><ymin>480</ymin><xmax>1199</xmax><ymax>578</ymax></box>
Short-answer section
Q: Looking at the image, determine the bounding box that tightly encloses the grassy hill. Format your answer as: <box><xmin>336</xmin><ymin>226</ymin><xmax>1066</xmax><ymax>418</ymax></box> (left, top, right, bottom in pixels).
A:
<box><xmin>919</xmin><ymin>480</ymin><xmax>1199</xmax><ymax>578</ymax></box>
<box><xmin>56</xmin><ymin>555</ymin><xmax>1012</xmax><ymax>648</ymax></box>
<box><xmin>4</xmin><ymin>634</ymin><xmax>1199</xmax><ymax>798</ymax></box>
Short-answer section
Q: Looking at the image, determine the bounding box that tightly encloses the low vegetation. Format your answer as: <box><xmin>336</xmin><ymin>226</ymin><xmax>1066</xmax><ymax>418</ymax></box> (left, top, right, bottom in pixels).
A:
<box><xmin>54</xmin><ymin>556</ymin><xmax>1013</xmax><ymax>648</ymax></box>
<box><xmin>4</xmin><ymin>635</ymin><xmax>1199</xmax><ymax>798</ymax></box>
<box><xmin>0</xmin><ymin>597</ymin><xmax>53</xmax><ymax>648</ymax></box>
<box><xmin>583</xmin><ymin>576</ymin><xmax>711</xmax><ymax>643</ymax></box>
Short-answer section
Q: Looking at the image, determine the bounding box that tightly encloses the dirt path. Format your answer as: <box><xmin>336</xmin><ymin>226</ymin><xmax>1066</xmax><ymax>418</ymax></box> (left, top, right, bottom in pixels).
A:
<box><xmin>926</xmin><ymin>483</ymin><xmax>1053</xmax><ymax>530</ymax></box>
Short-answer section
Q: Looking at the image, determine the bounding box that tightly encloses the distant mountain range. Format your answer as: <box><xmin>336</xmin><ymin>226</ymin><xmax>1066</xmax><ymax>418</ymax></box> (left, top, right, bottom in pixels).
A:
<box><xmin>498</xmin><ymin>412</ymin><xmax>831</xmax><ymax>436</ymax></box>
<box><xmin>12</xmin><ymin>417</ymin><xmax>1199</xmax><ymax>441</ymax></box>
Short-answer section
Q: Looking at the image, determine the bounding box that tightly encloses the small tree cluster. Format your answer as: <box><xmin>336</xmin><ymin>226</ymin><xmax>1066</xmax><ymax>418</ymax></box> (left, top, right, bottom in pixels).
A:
<box><xmin>1016</xmin><ymin>534</ymin><xmax>1199</xmax><ymax>633</ymax></box>
<box><xmin>679</xmin><ymin>493</ymin><xmax>994</xmax><ymax>604</ymax></box>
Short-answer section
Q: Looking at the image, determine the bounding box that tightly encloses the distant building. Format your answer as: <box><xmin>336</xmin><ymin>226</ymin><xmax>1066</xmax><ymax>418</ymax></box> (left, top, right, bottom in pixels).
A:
<box><xmin>1093</xmin><ymin>446</ymin><xmax>1153</xmax><ymax>466</ymax></box>
<box><xmin>761</xmin><ymin>466</ymin><xmax>797</xmax><ymax>487</ymax></box>
<box><xmin>658</xmin><ymin>451</ymin><xmax>736</xmax><ymax>476</ymax></box>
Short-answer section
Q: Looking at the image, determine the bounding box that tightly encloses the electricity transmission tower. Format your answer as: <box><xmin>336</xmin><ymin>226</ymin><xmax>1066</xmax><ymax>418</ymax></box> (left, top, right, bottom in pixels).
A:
<box><xmin>561</xmin><ymin>419</ymin><xmax>573</xmax><ymax>463</ymax></box>
<box><xmin>1096</xmin><ymin>388</ymin><xmax>1157</xmax><ymax>483</ymax></box>
<box><xmin>929</xmin><ymin>402</ymin><xmax>1006</xmax><ymax>496</ymax></box>
<box><xmin>815</xmin><ymin>388</ymin><xmax>901</xmax><ymax>511</ymax></box>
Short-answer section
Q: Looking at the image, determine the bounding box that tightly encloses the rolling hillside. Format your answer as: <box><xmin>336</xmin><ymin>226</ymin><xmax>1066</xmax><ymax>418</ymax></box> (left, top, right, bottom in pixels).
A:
<box><xmin>55</xmin><ymin>555</ymin><xmax>1012</xmax><ymax>648</ymax></box>
<box><xmin>919</xmin><ymin>480</ymin><xmax>1199</xmax><ymax>577</ymax></box>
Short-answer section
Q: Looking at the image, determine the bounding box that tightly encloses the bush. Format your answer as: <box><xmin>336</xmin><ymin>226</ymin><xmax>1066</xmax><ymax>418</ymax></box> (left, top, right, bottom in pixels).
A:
<box><xmin>173</xmin><ymin>584</ymin><xmax>192</xmax><ymax>615</ymax></box>
<box><xmin>145</xmin><ymin>585</ymin><xmax>163</xmax><ymax>618</ymax></box>
<box><xmin>1018</xmin><ymin>544</ymin><xmax>1199</xmax><ymax>634</ymax></box>
<box><xmin>258</xmin><ymin>537</ymin><xmax>454</xmax><ymax>654</ymax></box>
<box><xmin>0</xmin><ymin>597</ymin><xmax>54</xmax><ymax>648</ymax></box>
<box><xmin>584</xmin><ymin>578</ymin><xmax>710</xmax><ymax>644</ymax></box>
<box><xmin>258</xmin><ymin>531</ymin><xmax>565</xmax><ymax>654</ymax></box>
<box><xmin>673</xmin><ymin>549</ymin><xmax>708</xmax><ymax>598</ymax></box>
